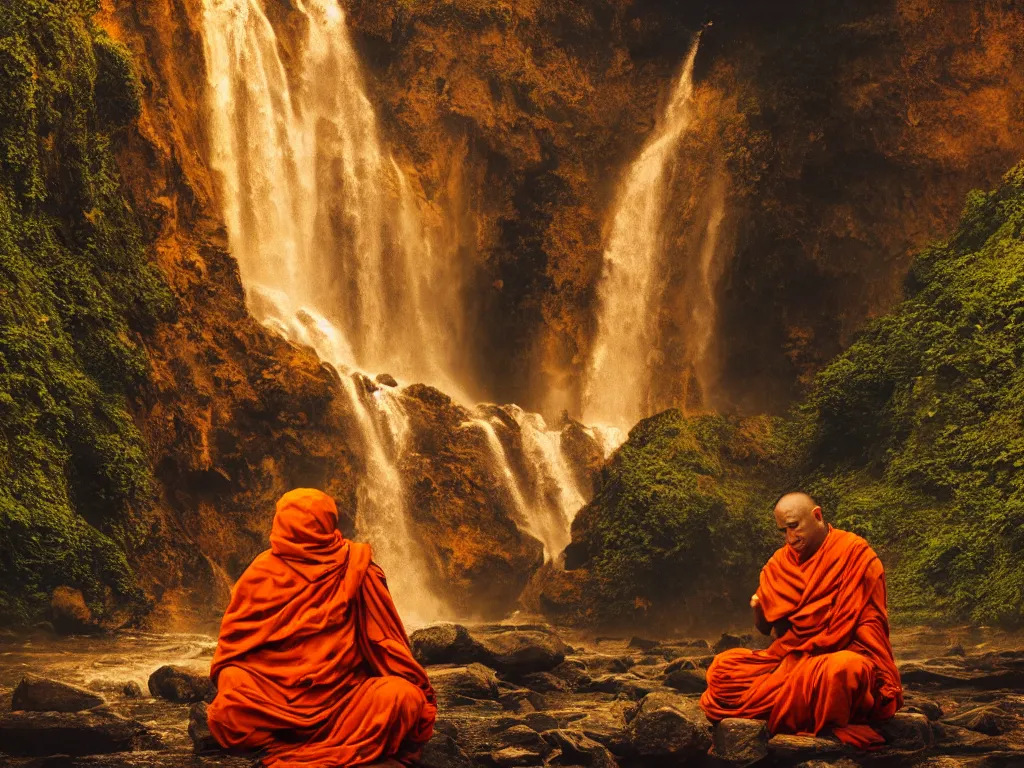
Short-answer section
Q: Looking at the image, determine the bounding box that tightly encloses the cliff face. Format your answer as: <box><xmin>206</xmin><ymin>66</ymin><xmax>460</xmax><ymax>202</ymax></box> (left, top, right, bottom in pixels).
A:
<box><xmin>91</xmin><ymin>0</ymin><xmax>557</xmax><ymax>628</ymax></box>
<box><xmin>346</xmin><ymin>0</ymin><xmax>1024</xmax><ymax>418</ymax></box>
<box><xmin>94</xmin><ymin>0</ymin><xmax>365</xmax><ymax>630</ymax></box>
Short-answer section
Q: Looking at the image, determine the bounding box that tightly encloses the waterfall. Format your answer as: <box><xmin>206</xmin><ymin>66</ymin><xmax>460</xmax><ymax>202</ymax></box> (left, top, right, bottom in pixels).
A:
<box><xmin>198</xmin><ymin>0</ymin><xmax>451</xmax><ymax>620</ymax></box>
<box><xmin>466</xmin><ymin>410</ymin><xmax>587</xmax><ymax>563</ymax></box>
<box><xmin>583</xmin><ymin>38</ymin><xmax>703</xmax><ymax>431</ymax></box>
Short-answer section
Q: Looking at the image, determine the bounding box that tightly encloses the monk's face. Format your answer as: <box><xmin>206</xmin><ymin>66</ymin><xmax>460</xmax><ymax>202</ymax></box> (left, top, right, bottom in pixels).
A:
<box><xmin>774</xmin><ymin>499</ymin><xmax>827</xmax><ymax>559</ymax></box>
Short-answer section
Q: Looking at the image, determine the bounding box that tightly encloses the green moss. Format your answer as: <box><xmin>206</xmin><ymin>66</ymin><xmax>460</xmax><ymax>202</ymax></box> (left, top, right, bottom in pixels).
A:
<box><xmin>568</xmin><ymin>410</ymin><xmax>783</xmax><ymax>629</ymax></box>
<box><xmin>0</xmin><ymin>0</ymin><xmax>171</xmax><ymax>626</ymax></box>
<box><xmin>797</xmin><ymin>162</ymin><xmax>1024</xmax><ymax>626</ymax></box>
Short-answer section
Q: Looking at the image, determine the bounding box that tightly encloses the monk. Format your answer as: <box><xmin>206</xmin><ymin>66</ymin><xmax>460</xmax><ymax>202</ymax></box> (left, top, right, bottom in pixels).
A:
<box><xmin>206</xmin><ymin>488</ymin><xmax>436</xmax><ymax>767</ymax></box>
<box><xmin>700</xmin><ymin>492</ymin><xmax>903</xmax><ymax>748</ymax></box>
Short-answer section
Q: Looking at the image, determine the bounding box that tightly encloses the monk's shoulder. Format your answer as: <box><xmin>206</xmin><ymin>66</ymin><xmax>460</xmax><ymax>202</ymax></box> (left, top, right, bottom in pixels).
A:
<box><xmin>762</xmin><ymin>545</ymin><xmax>791</xmax><ymax>575</ymax></box>
<box><xmin>831</xmin><ymin>527</ymin><xmax>876</xmax><ymax>554</ymax></box>
<box><xmin>830</xmin><ymin>528</ymin><xmax>884</xmax><ymax>570</ymax></box>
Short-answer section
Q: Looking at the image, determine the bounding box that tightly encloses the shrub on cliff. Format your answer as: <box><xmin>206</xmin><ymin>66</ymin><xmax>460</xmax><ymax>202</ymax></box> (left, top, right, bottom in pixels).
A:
<box><xmin>551</xmin><ymin>411</ymin><xmax>782</xmax><ymax>630</ymax></box>
<box><xmin>796</xmin><ymin>162</ymin><xmax>1024</xmax><ymax>626</ymax></box>
<box><xmin>0</xmin><ymin>1</ymin><xmax>171</xmax><ymax>625</ymax></box>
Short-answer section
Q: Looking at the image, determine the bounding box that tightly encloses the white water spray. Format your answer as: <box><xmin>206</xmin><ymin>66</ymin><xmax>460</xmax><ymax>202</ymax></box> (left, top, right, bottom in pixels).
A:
<box><xmin>198</xmin><ymin>0</ymin><xmax>449</xmax><ymax>620</ymax></box>
<box><xmin>583</xmin><ymin>38</ymin><xmax>703</xmax><ymax>431</ymax></box>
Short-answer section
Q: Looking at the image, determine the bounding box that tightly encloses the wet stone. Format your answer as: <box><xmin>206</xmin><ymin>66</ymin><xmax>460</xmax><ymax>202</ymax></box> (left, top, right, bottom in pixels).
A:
<box><xmin>421</xmin><ymin>733</ymin><xmax>473</xmax><ymax>768</ymax></box>
<box><xmin>121</xmin><ymin>682</ymin><xmax>143</xmax><ymax>699</ymax></box>
<box><xmin>474</xmin><ymin>629</ymin><xmax>570</xmax><ymax>676</ymax></box>
<box><xmin>541</xmin><ymin>728</ymin><xmax>618</xmax><ymax>768</ymax></box>
<box><xmin>901</xmin><ymin>692</ymin><xmax>944</xmax><ymax>721</ymax></box>
<box><xmin>188</xmin><ymin>701</ymin><xmax>219</xmax><ymax>754</ymax></box>
<box><xmin>0</xmin><ymin>710</ymin><xmax>159</xmax><ymax>757</ymax></box>
<box><xmin>11</xmin><ymin>675</ymin><xmax>105</xmax><ymax>713</ymax></box>
<box><xmin>147</xmin><ymin>665</ymin><xmax>215</xmax><ymax>704</ymax></box>
<box><xmin>942</xmin><ymin>704</ymin><xmax>1013</xmax><ymax>735</ymax></box>
<box><xmin>710</xmin><ymin>718</ymin><xmax>769</xmax><ymax>767</ymax></box>
<box><xmin>876</xmin><ymin>712</ymin><xmax>933</xmax><ymax>750</ymax></box>
<box><xmin>519</xmin><ymin>671</ymin><xmax>569</xmax><ymax>693</ymax></box>
<box><xmin>429</xmin><ymin>663</ymin><xmax>501</xmax><ymax>702</ymax></box>
<box><xmin>768</xmin><ymin>733</ymin><xmax>847</xmax><ymax>761</ymax></box>
<box><xmin>411</xmin><ymin>624</ymin><xmax>483</xmax><ymax>666</ymax></box>
<box><xmin>663</xmin><ymin>667</ymin><xmax>707</xmax><ymax>694</ymax></box>
<box><xmin>626</xmin><ymin>637</ymin><xmax>660</xmax><ymax>652</ymax></box>
<box><xmin>713</xmin><ymin>633</ymin><xmax>749</xmax><ymax>654</ymax></box>
<box><xmin>625</xmin><ymin>692</ymin><xmax>711</xmax><ymax>759</ymax></box>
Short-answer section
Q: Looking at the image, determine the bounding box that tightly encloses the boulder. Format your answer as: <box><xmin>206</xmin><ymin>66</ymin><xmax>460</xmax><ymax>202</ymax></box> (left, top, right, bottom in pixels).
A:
<box><xmin>0</xmin><ymin>710</ymin><xmax>158</xmax><ymax>756</ymax></box>
<box><xmin>876</xmin><ymin>712</ymin><xmax>933</xmax><ymax>750</ymax></box>
<box><xmin>50</xmin><ymin>587</ymin><xmax>102</xmax><ymax>636</ymax></box>
<box><xmin>901</xmin><ymin>693</ymin><xmax>943</xmax><ymax>721</ymax></box>
<box><xmin>498</xmin><ymin>688</ymin><xmax>547</xmax><ymax>714</ymax></box>
<box><xmin>147</xmin><ymin>665</ymin><xmax>216</xmax><ymax>704</ymax></box>
<box><xmin>561</xmin><ymin>704</ymin><xmax>631</xmax><ymax>754</ymax></box>
<box><xmin>485</xmin><ymin>725</ymin><xmax>553</xmax><ymax>767</ymax></box>
<box><xmin>626</xmin><ymin>637</ymin><xmax>660</xmax><ymax>651</ymax></box>
<box><xmin>547</xmin><ymin>659</ymin><xmax>592</xmax><ymax>691</ymax></box>
<box><xmin>942</xmin><ymin>704</ymin><xmax>1012</xmax><ymax>736</ymax></box>
<box><xmin>11</xmin><ymin>675</ymin><xmax>105</xmax><ymax>713</ymax></box>
<box><xmin>421</xmin><ymin>733</ymin><xmax>473</xmax><ymax>768</ymax></box>
<box><xmin>188</xmin><ymin>701</ymin><xmax>220</xmax><ymax>754</ymax></box>
<box><xmin>590</xmin><ymin>674</ymin><xmax>665</xmax><ymax>700</ymax></box>
<box><xmin>121</xmin><ymin>682</ymin><xmax>143</xmax><ymax>699</ymax></box>
<box><xmin>710</xmin><ymin>718</ymin><xmax>768</xmax><ymax>767</ymax></box>
<box><xmin>713</xmin><ymin>633</ymin><xmax>748</xmax><ymax>654</ymax></box>
<box><xmin>429</xmin><ymin>663</ymin><xmax>501</xmax><ymax>702</ymax></box>
<box><xmin>663</xmin><ymin>668</ymin><xmax>707</xmax><ymax>694</ymax></box>
<box><xmin>375</xmin><ymin>373</ymin><xmax>398</xmax><ymax>387</ymax></box>
<box><xmin>579</xmin><ymin>654</ymin><xmax>633</xmax><ymax>675</ymax></box>
<box><xmin>490</xmin><ymin>746</ymin><xmax>544</xmax><ymax>767</ymax></box>
<box><xmin>411</xmin><ymin>624</ymin><xmax>484</xmax><ymax>666</ymax></box>
<box><xmin>625</xmin><ymin>692</ymin><xmax>711</xmax><ymax>759</ymax></box>
<box><xmin>664</xmin><ymin>657</ymin><xmax>697</xmax><ymax>673</ymax></box>
<box><xmin>519</xmin><ymin>671</ymin><xmax>569</xmax><ymax>693</ymax></box>
<box><xmin>542</xmin><ymin>728</ymin><xmax>618</xmax><ymax>768</ymax></box>
<box><xmin>768</xmin><ymin>734</ymin><xmax>847</xmax><ymax>761</ymax></box>
<box><xmin>475</xmin><ymin>629</ymin><xmax>570</xmax><ymax>675</ymax></box>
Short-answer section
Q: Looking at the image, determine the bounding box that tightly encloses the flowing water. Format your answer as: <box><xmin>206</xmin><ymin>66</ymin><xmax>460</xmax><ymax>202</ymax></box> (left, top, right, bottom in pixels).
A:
<box><xmin>199</xmin><ymin>0</ymin><xmax>458</xmax><ymax>620</ymax></box>
<box><xmin>583</xmin><ymin>38</ymin><xmax>703</xmax><ymax>431</ymax></box>
<box><xmin>198</xmin><ymin>0</ymin><xmax>624</xmax><ymax>621</ymax></box>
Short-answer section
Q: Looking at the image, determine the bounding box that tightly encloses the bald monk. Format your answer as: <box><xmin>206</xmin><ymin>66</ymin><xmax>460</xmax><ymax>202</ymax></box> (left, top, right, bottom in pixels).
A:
<box><xmin>206</xmin><ymin>488</ymin><xmax>436</xmax><ymax>767</ymax></box>
<box><xmin>700</xmin><ymin>492</ymin><xmax>903</xmax><ymax>748</ymax></box>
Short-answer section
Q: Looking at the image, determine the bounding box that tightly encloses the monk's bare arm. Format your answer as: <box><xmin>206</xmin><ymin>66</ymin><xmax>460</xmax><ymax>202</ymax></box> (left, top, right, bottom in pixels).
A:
<box><xmin>752</xmin><ymin>597</ymin><xmax>773</xmax><ymax>636</ymax></box>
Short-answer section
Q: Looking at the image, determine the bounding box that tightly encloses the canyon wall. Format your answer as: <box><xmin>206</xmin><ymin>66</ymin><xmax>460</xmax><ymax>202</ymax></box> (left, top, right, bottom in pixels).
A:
<box><xmin>346</xmin><ymin>0</ymin><xmax>1024</xmax><ymax>418</ymax></box>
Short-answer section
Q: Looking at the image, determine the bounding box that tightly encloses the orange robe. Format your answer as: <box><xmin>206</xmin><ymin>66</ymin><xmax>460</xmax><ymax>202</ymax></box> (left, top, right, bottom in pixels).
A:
<box><xmin>206</xmin><ymin>489</ymin><xmax>437</xmax><ymax>767</ymax></box>
<box><xmin>700</xmin><ymin>527</ymin><xmax>902</xmax><ymax>748</ymax></box>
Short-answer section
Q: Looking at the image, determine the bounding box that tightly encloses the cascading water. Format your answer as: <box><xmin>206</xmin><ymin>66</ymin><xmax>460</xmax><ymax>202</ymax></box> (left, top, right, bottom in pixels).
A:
<box><xmin>198</xmin><ymin>0</ymin><xmax>452</xmax><ymax>621</ymax></box>
<box><xmin>466</xmin><ymin>407</ymin><xmax>589</xmax><ymax>563</ymax></box>
<box><xmin>583</xmin><ymin>38</ymin><xmax>704</xmax><ymax>432</ymax></box>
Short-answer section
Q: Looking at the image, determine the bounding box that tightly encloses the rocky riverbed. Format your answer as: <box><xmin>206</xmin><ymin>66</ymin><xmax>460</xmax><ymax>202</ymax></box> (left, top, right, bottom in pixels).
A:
<box><xmin>0</xmin><ymin>623</ymin><xmax>1021</xmax><ymax>767</ymax></box>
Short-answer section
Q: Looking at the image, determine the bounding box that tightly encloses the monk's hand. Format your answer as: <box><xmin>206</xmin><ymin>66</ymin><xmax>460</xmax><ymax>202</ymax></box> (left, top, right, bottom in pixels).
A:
<box><xmin>749</xmin><ymin>594</ymin><xmax>760</xmax><ymax>609</ymax></box>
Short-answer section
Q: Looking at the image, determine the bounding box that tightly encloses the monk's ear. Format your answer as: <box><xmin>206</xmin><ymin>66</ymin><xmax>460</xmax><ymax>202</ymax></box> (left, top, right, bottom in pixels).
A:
<box><xmin>812</xmin><ymin>506</ymin><xmax>823</xmax><ymax>521</ymax></box>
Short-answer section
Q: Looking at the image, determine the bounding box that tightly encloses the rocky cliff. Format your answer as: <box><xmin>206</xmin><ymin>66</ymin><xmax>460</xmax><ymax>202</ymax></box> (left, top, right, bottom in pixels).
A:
<box><xmin>346</xmin><ymin>0</ymin><xmax>1024</xmax><ymax>417</ymax></box>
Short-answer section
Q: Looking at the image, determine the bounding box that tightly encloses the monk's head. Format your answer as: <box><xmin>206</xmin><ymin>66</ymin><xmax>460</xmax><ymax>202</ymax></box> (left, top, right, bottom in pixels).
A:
<box><xmin>271</xmin><ymin>488</ymin><xmax>344</xmax><ymax>561</ymax></box>
<box><xmin>773</xmin><ymin>491</ymin><xmax>828</xmax><ymax>560</ymax></box>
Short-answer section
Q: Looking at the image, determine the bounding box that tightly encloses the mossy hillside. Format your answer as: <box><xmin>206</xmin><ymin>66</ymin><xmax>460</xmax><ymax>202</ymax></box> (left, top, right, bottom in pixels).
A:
<box><xmin>564</xmin><ymin>410</ymin><xmax>783</xmax><ymax>630</ymax></box>
<box><xmin>0</xmin><ymin>0</ymin><xmax>171</xmax><ymax>626</ymax></box>
<box><xmin>797</xmin><ymin>162</ymin><xmax>1024</xmax><ymax>627</ymax></box>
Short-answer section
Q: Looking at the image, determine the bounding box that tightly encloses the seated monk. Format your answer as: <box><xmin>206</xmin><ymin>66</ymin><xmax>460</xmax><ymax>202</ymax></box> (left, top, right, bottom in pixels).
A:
<box><xmin>206</xmin><ymin>488</ymin><xmax>436</xmax><ymax>767</ymax></box>
<box><xmin>699</xmin><ymin>492</ymin><xmax>903</xmax><ymax>748</ymax></box>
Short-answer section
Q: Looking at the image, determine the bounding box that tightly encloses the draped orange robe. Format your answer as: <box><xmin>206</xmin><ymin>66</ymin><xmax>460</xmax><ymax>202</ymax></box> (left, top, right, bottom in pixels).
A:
<box><xmin>206</xmin><ymin>488</ymin><xmax>437</xmax><ymax>767</ymax></box>
<box><xmin>700</xmin><ymin>527</ymin><xmax>902</xmax><ymax>748</ymax></box>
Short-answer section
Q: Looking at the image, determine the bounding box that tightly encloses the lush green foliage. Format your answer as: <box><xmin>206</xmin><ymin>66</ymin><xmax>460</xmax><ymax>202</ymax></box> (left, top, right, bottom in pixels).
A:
<box><xmin>0</xmin><ymin>0</ymin><xmax>171</xmax><ymax>625</ymax></box>
<box><xmin>796</xmin><ymin>162</ymin><xmax>1024</xmax><ymax>626</ymax></box>
<box><xmin>572</xmin><ymin>163</ymin><xmax>1024</xmax><ymax>630</ymax></box>
<box><xmin>568</xmin><ymin>410</ymin><xmax>782</xmax><ymax>629</ymax></box>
